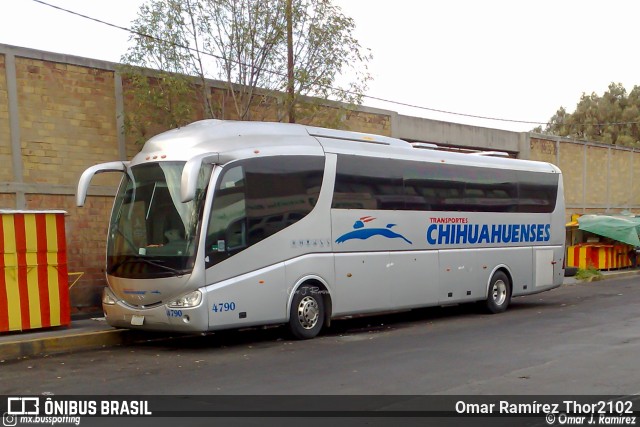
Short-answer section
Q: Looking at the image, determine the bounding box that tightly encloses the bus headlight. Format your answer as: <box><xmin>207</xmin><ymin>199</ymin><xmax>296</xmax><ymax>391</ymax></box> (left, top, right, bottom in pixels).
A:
<box><xmin>167</xmin><ymin>290</ymin><xmax>202</xmax><ymax>308</ymax></box>
<box><xmin>102</xmin><ymin>288</ymin><xmax>117</xmax><ymax>305</ymax></box>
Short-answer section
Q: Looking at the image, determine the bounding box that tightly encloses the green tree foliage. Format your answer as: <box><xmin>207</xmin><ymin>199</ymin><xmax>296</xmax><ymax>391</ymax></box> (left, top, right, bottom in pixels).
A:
<box><xmin>534</xmin><ymin>83</ymin><xmax>640</xmax><ymax>147</ymax></box>
<box><xmin>120</xmin><ymin>0</ymin><xmax>372</xmax><ymax>142</ymax></box>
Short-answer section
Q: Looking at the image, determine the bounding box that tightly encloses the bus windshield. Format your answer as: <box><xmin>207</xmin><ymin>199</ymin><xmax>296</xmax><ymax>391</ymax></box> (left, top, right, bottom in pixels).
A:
<box><xmin>107</xmin><ymin>162</ymin><xmax>212</xmax><ymax>278</ymax></box>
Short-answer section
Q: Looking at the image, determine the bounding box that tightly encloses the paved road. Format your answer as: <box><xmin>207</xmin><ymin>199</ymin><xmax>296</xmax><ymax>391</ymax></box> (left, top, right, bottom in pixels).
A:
<box><xmin>2</xmin><ymin>276</ymin><xmax>640</xmax><ymax>396</ymax></box>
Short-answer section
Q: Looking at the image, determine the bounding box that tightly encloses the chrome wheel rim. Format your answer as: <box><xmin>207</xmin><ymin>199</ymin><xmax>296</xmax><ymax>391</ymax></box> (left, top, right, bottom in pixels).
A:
<box><xmin>492</xmin><ymin>280</ymin><xmax>507</xmax><ymax>306</ymax></box>
<box><xmin>297</xmin><ymin>296</ymin><xmax>319</xmax><ymax>330</ymax></box>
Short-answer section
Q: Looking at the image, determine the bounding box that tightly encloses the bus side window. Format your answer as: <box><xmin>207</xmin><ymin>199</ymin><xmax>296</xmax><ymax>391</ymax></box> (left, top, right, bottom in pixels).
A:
<box><xmin>205</xmin><ymin>165</ymin><xmax>247</xmax><ymax>266</ymax></box>
<box><xmin>204</xmin><ymin>156</ymin><xmax>324</xmax><ymax>268</ymax></box>
<box><xmin>244</xmin><ymin>156</ymin><xmax>323</xmax><ymax>244</ymax></box>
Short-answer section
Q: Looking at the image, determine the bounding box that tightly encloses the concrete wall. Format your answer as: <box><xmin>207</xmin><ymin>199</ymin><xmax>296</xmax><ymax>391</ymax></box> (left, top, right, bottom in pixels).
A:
<box><xmin>0</xmin><ymin>45</ymin><xmax>126</xmax><ymax>311</ymax></box>
<box><xmin>1</xmin><ymin>43</ymin><xmax>638</xmax><ymax>312</ymax></box>
<box><xmin>529</xmin><ymin>136</ymin><xmax>640</xmax><ymax>220</ymax></box>
<box><xmin>0</xmin><ymin>54</ymin><xmax>13</xmax><ymax>182</ymax></box>
<box><xmin>391</xmin><ymin>113</ymin><xmax>529</xmax><ymax>156</ymax></box>
<box><xmin>0</xmin><ymin>44</ymin><xmax>393</xmax><ymax>313</ymax></box>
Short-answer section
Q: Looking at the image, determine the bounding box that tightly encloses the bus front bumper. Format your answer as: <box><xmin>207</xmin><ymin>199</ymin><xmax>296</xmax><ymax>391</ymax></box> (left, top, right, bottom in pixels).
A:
<box><xmin>102</xmin><ymin>289</ymin><xmax>209</xmax><ymax>333</ymax></box>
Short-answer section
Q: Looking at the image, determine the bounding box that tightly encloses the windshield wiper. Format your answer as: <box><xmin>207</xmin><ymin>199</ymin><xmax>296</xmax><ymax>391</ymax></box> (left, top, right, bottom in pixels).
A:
<box><xmin>109</xmin><ymin>255</ymin><xmax>186</xmax><ymax>276</ymax></box>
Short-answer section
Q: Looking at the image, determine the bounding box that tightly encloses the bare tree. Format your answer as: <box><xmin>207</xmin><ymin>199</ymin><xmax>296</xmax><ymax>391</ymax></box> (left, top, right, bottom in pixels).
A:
<box><xmin>121</xmin><ymin>0</ymin><xmax>372</xmax><ymax>135</ymax></box>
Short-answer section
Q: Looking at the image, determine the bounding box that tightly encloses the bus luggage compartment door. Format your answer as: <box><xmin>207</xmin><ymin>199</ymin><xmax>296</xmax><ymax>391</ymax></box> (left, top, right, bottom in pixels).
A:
<box><xmin>534</xmin><ymin>248</ymin><xmax>555</xmax><ymax>288</ymax></box>
<box><xmin>438</xmin><ymin>249</ymin><xmax>481</xmax><ymax>304</ymax></box>
<box><xmin>388</xmin><ymin>251</ymin><xmax>439</xmax><ymax>310</ymax></box>
<box><xmin>333</xmin><ymin>252</ymin><xmax>391</xmax><ymax>315</ymax></box>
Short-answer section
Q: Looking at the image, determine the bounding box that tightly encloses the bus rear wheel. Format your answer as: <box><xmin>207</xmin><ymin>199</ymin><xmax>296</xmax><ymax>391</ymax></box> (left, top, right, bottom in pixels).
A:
<box><xmin>485</xmin><ymin>271</ymin><xmax>511</xmax><ymax>314</ymax></box>
<box><xmin>289</xmin><ymin>284</ymin><xmax>325</xmax><ymax>339</ymax></box>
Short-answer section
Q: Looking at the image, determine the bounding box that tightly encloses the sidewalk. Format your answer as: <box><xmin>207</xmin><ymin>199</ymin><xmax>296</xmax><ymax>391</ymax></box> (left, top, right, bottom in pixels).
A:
<box><xmin>2</xmin><ymin>269</ymin><xmax>640</xmax><ymax>361</ymax></box>
<box><xmin>0</xmin><ymin>317</ymin><xmax>127</xmax><ymax>361</ymax></box>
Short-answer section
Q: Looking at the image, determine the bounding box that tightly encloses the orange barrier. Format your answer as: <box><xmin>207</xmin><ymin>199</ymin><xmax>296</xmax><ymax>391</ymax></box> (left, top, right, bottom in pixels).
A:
<box><xmin>566</xmin><ymin>243</ymin><xmax>634</xmax><ymax>270</ymax></box>
<box><xmin>0</xmin><ymin>211</ymin><xmax>70</xmax><ymax>332</ymax></box>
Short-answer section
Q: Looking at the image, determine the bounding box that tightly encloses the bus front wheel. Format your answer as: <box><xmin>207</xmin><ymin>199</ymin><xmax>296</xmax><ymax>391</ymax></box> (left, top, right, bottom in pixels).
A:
<box><xmin>485</xmin><ymin>271</ymin><xmax>511</xmax><ymax>314</ymax></box>
<box><xmin>289</xmin><ymin>284</ymin><xmax>325</xmax><ymax>339</ymax></box>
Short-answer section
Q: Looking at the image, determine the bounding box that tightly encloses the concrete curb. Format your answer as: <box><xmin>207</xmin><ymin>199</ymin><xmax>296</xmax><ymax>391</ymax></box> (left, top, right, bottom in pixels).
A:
<box><xmin>0</xmin><ymin>329</ymin><xmax>127</xmax><ymax>361</ymax></box>
<box><xmin>564</xmin><ymin>269</ymin><xmax>640</xmax><ymax>285</ymax></box>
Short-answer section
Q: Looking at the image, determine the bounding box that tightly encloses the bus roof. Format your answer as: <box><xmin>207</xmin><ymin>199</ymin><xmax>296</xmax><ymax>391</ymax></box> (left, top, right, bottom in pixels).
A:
<box><xmin>134</xmin><ymin>119</ymin><xmax>560</xmax><ymax>174</ymax></box>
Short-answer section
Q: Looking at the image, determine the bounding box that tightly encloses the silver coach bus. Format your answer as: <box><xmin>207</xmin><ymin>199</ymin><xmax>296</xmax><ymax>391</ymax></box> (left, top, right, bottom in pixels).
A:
<box><xmin>77</xmin><ymin>119</ymin><xmax>565</xmax><ymax>339</ymax></box>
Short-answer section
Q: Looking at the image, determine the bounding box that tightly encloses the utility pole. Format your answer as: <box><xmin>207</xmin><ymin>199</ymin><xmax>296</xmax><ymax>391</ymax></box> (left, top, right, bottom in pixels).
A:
<box><xmin>286</xmin><ymin>0</ymin><xmax>295</xmax><ymax>123</ymax></box>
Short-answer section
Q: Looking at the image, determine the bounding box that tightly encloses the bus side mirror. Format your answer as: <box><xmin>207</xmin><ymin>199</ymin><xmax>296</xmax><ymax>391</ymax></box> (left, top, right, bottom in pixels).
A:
<box><xmin>181</xmin><ymin>152</ymin><xmax>220</xmax><ymax>203</ymax></box>
<box><xmin>76</xmin><ymin>161</ymin><xmax>130</xmax><ymax>207</ymax></box>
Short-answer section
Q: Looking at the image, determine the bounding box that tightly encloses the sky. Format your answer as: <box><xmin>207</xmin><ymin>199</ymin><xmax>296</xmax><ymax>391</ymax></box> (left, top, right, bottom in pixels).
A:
<box><xmin>1</xmin><ymin>0</ymin><xmax>639</xmax><ymax>132</ymax></box>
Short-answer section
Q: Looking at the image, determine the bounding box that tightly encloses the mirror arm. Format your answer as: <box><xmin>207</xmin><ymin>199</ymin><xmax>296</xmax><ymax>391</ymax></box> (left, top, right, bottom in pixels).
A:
<box><xmin>76</xmin><ymin>161</ymin><xmax>130</xmax><ymax>207</ymax></box>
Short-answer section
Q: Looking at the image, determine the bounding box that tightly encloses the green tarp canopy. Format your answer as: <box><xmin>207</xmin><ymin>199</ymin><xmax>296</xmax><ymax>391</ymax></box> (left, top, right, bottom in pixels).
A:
<box><xmin>577</xmin><ymin>215</ymin><xmax>640</xmax><ymax>247</ymax></box>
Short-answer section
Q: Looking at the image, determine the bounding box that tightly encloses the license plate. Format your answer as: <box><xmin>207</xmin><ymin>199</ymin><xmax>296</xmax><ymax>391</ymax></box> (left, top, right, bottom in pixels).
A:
<box><xmin>131</xmin><ymin>315</ymin><xmax>144</xmax><ymax>326</ymax></box>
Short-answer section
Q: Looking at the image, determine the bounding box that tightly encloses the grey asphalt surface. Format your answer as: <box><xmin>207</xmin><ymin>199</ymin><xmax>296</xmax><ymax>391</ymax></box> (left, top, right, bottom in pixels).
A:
<box><xmin>1</xmin><ymin>271</ymin><xmax>639</xmax><ymax>396</ymax></box>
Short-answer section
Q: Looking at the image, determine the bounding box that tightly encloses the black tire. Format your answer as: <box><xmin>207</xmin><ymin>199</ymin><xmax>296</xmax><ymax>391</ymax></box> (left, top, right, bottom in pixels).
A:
<box><xmin>289</xmin><ymin>284</ymin><xmax>325</xmax><ymax>339</ymax></box>
<box><xmin>485</xmin><ymin>271</ymin><xmax>511</xmax><ymax>314</ymax></box>
<box><xmin>564</xmin><ymin>266</ymin><xmax>578</xmax><ymax>277</ymax></box>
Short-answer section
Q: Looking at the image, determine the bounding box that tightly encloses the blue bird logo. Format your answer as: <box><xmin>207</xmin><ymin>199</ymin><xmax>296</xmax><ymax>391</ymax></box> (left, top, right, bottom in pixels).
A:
<box><xmin>335</xmin><ymin>216</ymin><xmax>412</xmax><ymax>244</ymax></box>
